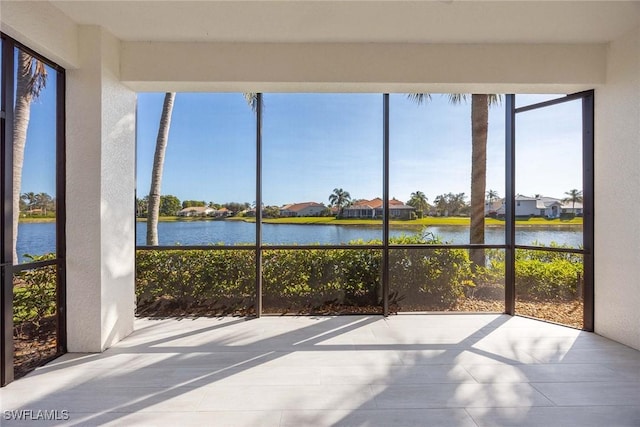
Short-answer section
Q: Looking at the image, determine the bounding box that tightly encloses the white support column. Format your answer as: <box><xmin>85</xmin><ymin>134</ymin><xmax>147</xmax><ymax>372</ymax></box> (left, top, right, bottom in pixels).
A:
<box><xmin>66</xmin><ymin>26</ymin><xmax>136</xmax><ymax>352</ymax></box>
<box><xmin>594</xmin><ymin>26</ymin><xmax>640</xmax><ymax>351</ymax></box>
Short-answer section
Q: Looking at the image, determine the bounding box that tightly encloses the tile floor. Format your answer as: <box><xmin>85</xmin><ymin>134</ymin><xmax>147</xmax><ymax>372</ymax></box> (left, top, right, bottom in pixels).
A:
<box><xmin>1</xmin><ymin>314</ymin><xmax>639</xmax><ymax>426</ymax></box>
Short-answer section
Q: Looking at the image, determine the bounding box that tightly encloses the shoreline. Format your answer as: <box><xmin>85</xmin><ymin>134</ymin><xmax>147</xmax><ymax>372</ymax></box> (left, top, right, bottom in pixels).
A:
<box><xmin>131</xmin><ymin>216</ymin><xmax>583</xmax><ymax>228</ymax></box>
<box><xmin>18</xmin><ymin>217</ymin><xmax>56</xmax><ymax>223</ymax></box>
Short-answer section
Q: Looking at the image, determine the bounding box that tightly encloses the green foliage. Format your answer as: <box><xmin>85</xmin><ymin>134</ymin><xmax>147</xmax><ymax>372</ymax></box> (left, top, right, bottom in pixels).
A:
<box><xmin>160</xmin><ymin>195</ymin><xmax>182</xmax><ymax>216</ymax></box>
<box><xmin>388</xmin><ymin>234</ymin><xmax>474</xmax><ymax>308</ymax></box>
<box><xmin>223</xmin><ymin>202</ymin><xmax>250</xmax><ymax>215</ymax></box>
<box><xmin>13</xmin><ymin>254</ymin><xmax>57</xmax><ymax>326</ymax></box>
<box><xmin>136</xmin><ymin>249</ymin><xmax>255</xmax><ymax>314</ymax></box>
<box><xmin>263</xmin><ymin>206</ymin><xmax>281</xmax><ymax>218</ymax></box>
<box><xmin>132</xmin><ymin>239</ymin><xmax>584</xmax><ymax>315</ymax></box>
<box><xmin>329</xmin><ymin>188</ymin><xmax>352</xmax><ymax>217</ymax></box>
<box><xmin>485</xmin><ymin>244</ymin><xmax>583</xmax><ymax>300</ymax></box>
<box><xmin>136</xmin><ymin>196</ymin><xmax>149</xmax><ymax>217</ymax></box>
<box><xmin>433</xmin><ymin>192</ymin><xmax>468</xmax><ymax>217</ymax></box>
<box><xmin>407</xmin><ymin>191</ymin><xmax>429</xmax><ymax>216</ymax></box>
<box><xmin>262</xmin><ymin>247</ymin><xmax>381</xmax><ymax>307</ymax></box>
<box><xmin>514</xmin><ymin>247</ymin><xmax>583</xmax><ymax>300</ymax></box>
<box><xmin>20</xmin><ymin>192</ymin><xmax>56</xmax><ymax>216</ymax></box>
<box><xmin>182</xmin><ymin>200</ymin><xmax>206</xmax><ymax>209</ymax></box>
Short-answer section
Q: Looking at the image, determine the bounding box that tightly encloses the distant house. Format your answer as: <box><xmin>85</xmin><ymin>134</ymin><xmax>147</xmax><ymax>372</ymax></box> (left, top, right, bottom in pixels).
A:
<box><xmin>215</xmin><ymin>207</ymin><xmax>232</xmax><ymax>217</ymax></box>
<box><xmin>280</xmin><ymin>202</ymin><xmax>326</xmax><ymax>217</ymax></box>
<box><xmin>484</xmin><ymin>199</ymin><xmax>504</xmax><ymax>217</ymax></box>
<box><xmin>514</xmin><ymin>195</ymin><xmax>564</xmax><ymax>218</ymax></box>
<box><xmin>342</xmin><ymin>199</ymin><xmax>378</xmax><ymax>218</ymax></box>
<box><xmin>561</xmin><ymin>201</ymin><xmax>583</xmax><ymax>216</ymax></box>
<box><xmin>488</xmin><ymin>195</ymin><xmax>581</xmax><ymax>218</ymax></box>
<box><xmin>177</xmin><ymin>206</ymin><xmax>215</xmax><ymax>217</ymax></box>
<box><xmin>342</xmin><ymin>198</ymin><xmax>415</xmax><ymax>220</ymax></box>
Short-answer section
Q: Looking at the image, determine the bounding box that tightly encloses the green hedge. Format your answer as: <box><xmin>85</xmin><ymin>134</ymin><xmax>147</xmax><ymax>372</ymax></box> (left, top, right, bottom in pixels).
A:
<box><xmin>485</xmin><ymin>244</ymin><xmax>583</xmax><ymax>300</ymax></box>
<box><xmin>135</xmin><ymin>236</ymin><xmax>479</xmax><ymax>314</ymax></box>
<box><xmin>388</xmin><ymin>234</ymin><xmax>474</xmax><ymax>308</ymax></box>
<box><xmin>135</xmin><ymin>240</ymin><xmax>583</xmax><ymax>315</ymax></box>
<box><xmin>136</xmin><ymin>249</ymin><xmax>256</xmax><ymax>315</ymax></box>
<box><xmin>13</xmin><ymin>254</ymin><xmax>57</xmax><ymax>326</ymax></box>
<box><xmin>262</xmin><ymin>247</ymin><xmax>381</xmax><ymax>309</ymax></box>
<box><xmin>10</xmin><ymin>241</ymin><xmax>584</xmax><ymax>322</ymax></box>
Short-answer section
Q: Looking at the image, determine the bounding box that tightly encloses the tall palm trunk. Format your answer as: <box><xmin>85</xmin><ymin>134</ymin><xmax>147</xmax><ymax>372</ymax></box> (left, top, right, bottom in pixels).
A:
<box><xmin>469</xmin><ymin>94</ymin><xmax>488</xmax><ymax>268</ymax></box>
<box><xmin>12</xmin><ymin>51</ymin><xmax>36</xmax><ymax>262</ymax></box>
<box><xmin>146</xmin><ymin>92</ymin><xmax>175</xmax><ymax>245</ymax></box>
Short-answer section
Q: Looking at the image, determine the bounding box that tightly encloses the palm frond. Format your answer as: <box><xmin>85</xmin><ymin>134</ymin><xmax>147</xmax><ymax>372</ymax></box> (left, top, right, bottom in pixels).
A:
<box><xmin>243</xmin><ymin>92</ymin><xmax>259</xmax><ymax>113</ymax></box>
<box><xmin>447</xmin><ymin>94</ymin><xmax>468</xmax><ymax>104</ymax></box>
<box><xmin>407</xmin><ymin>93</ymin><xmax>431</xmax><ymax>105</ymax></box>
<box><xmin>26</xmin><ymin>57</ymin><xmax>47</xmax><ymax>99</ymax></box>
<box><xmin>487</xmin><ymin>94</ymin><xmax>503</xmax><ymax>106</ymax></box>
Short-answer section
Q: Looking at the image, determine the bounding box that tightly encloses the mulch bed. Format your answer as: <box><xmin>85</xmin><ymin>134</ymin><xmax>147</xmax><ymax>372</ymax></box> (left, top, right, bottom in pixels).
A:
<box><xmin>14</xmin><ymin>316</ymin><xmax>58</xmax><ymax>379</ymax></box>
<box><xmin>456</xmin><ymin>298</ymin><xmax>584</xmax><ymax>329</ymax></box>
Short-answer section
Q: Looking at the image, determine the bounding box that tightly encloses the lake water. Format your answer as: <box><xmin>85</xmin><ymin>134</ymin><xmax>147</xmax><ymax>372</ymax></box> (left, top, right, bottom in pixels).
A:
<box><xmin>16</xmin><ymin>220</ymin><xmax>583</xmax><ymax>263</ymax></box>
<box><xmin>135</xmin><ymin>221</ymin><xmax>582</xmax><ymax>247</ymax></box>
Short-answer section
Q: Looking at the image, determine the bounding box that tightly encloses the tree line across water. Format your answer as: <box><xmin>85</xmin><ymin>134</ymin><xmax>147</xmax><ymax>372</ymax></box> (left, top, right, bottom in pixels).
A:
<box><xmin>135</xmin><ymin>187</ymin><xmax>583</xmax><ymax>221</ymax></box>
<box><xmin>136</xmin><ymin>195</ymin><xmax>250</xmax><ymax>218</ymax></box>
<box><xmin>19</xmin><ymin>192</ymin><xmax>56</xmax><ymax>217</ymax></box>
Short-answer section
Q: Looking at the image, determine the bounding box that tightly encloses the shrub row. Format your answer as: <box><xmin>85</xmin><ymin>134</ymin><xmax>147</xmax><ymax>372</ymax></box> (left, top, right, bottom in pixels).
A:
<box><xmin>136</xmin><ymin>236</ymin><xmax>479</xmax><ymax>313</ymax></box>
<box><xmin>11</xmin><ymin>241</ymin><xmax>585</xmax><ymax>322</ymax></box>
<box><xmin>486</xmin><ymin>245</ymin><xmax>583</xmax><ymax>300</ymax></box>
<box><xmin>136</xmin><ymin>238</ymin><xmax>584</xmax><ymax>314</ymax></box>
<box><xmin>13</xmin><ymin>254</ymin><xmax>57</xmax><ymax>327</ymax></box>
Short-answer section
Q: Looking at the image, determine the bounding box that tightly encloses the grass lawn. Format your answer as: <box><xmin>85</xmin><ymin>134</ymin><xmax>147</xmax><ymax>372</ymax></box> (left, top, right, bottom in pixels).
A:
<box><xmin>136</xmin><ymin>216</ymin><xmax>224</xmax><ymax>222</ymax></box>
<box><xmin>224</xmin><ymin>216</ymin><xmax>583</xmax><ymax>227</ymax></box>
<box><xmin>19</xmin><ymin>217</ymin><xmax>56</xmax><ymax>223</ymax></box>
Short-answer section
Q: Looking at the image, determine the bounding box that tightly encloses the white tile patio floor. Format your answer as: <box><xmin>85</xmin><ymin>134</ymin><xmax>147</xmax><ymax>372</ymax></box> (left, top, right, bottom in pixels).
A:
<box><xmin>1</xmin><ymin>314</ymin><xmax>640</xmax><ymax>426</ymax></box>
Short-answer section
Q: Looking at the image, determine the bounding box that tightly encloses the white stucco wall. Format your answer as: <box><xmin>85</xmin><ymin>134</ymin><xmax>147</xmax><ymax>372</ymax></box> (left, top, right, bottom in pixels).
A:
<box><xmin>66</xmin><ymin>26</ymin><xmax>136</xmax><ymax>352</ymax></box>
<box><xmin>0</xmin><ymin>0</ymin><xmax>78</xmax><ymax>68</ymax></box>
<box><xmin>122</xmin><ymin>41</ymin><xmax>605</xmax><ymax>94</ymax></box>
<box><xmin>594</xmin><ymin>27</ymin><xmax>640</xmax><ymax>351</ymax></box>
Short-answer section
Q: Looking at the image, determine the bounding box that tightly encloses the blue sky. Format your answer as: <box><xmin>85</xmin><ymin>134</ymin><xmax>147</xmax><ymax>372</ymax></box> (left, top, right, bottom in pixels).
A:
<box><xmin>19</xmin><ymin>62</ymin><xmax>58</xmax><ymax>197</ymax></box>
<box><xmin>17</xmin><ymin>86</ymin><xmax>583</xmax><ymax>208</ymax></box>
<box><xmin>136</xmin><ymin>92</ymin><xmax>583</xmax><ymax>207</ymax></box>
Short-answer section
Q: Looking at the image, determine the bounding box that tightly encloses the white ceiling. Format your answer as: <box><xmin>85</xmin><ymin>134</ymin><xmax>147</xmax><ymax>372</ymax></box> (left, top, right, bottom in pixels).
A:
<box><xmin>49</xmin><ymin>0</ymin><xmax>640</xmax><ymax>44</ymax></box>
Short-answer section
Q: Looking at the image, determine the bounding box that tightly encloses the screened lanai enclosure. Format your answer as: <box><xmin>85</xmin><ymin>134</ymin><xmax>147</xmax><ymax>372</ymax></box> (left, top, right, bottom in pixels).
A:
<box><xmin>1</xmin><ymin>39</ymin><xmax>593</xmax><ymax>385</ymax></box>
<box><xmin>1</xmin><ymin>35</ymin><xmax>66</xmax><ymax>385</ymax></box>
<box><xmin>134</xmin><ymin>92</ymin><xmax>593</xmax><ymax>326</ymax></box>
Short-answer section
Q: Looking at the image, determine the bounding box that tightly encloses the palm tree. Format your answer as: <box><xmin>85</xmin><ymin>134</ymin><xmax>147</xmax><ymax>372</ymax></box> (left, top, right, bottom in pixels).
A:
<box><xmin>328</xmin><ymin>188</ymin><xmax>351</xmax><ymax>217</ymax></box>
<box><xmin>21</xmin><ymin>192</ymin><xmax>37</xmax><ymax>212</ymax></box>
<box><xmin>13</xmin><ymin>51</ymin><xmax>47</xmax><ymax>261</ymax></box>
<box><xmin>486</xmin><ymin>189</ymin><xmax>499</xmax><ymax>204</ymax></box>
<box><xmin>485</xmin><ymin>189</ymin><xmax>499</xmax><ymax>212</ymax></box>
<box><xmin>454</xmin><ymin>94</ymin><xmax>501</xmax><ymax>267</ymax></box>
<box><xmin>35</xmin><ymin>192</ymin><xmax>53</xmax><ymax>215</ymax></box>
<box><xmin>410</xmin><ymin>93</ymin><xmax>501</xmax><ymax>267</ymax></box>
<box><xmin>408</xmin><ymin>191</ymin><xmax>429</xmax><ymax>216</ymax></box>
<box><xmin>146</xmin><ymin>92</ymin><xmax>258</xmax><ymax>245</ymax></box>
<box><xmin>563</xmin><ymin>189</ymin><xmax>583</xmax><ymax>211</ymax></box>
<box><xmin>146</xmin><ymin>92</ymin><xmax>176</xmax><ymax>245</ymax></box>
<box><xmin>433</xmin><ymin>195</ymin><xmax>446</xmax><ymax>216</ymax></box>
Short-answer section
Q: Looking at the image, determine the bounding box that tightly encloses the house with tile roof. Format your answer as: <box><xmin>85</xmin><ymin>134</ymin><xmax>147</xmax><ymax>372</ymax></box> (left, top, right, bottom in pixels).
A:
<box><xmin>279</xmin><ymin>202</ymin><xmax>327</xmax><ymax>217</ymax></box>
<box><xmin>177</xmin><ymin>206</ymin><xmax>215</xmax><ymax>217</ymax></box>
<box><xmin>342</xmin><ymin>198</ymin><xmax>415</xmax><ymax>220</ymax></box>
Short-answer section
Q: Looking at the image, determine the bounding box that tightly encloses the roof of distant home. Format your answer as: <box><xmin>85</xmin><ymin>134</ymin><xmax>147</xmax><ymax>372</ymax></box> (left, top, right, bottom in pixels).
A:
<box><xmin>347</xmin><ymin>198</ymin><xmax>413</xmax><ymax>209</ymax></box>
<box><xmin>281</xmin><ymin>202</ymin><xmax>326</xmax><ymax>212</ymax></box>
<box><xmin>178</xmin><ymin>206</ymin><xmax>212</xmax><ymax>214</ymax></box>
